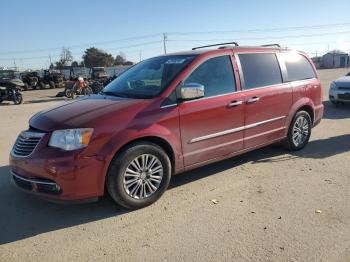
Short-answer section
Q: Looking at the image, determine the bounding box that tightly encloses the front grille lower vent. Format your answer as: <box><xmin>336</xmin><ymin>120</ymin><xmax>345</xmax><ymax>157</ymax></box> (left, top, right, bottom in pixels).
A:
<box><xmin>12</xmin><ymin>131</ymin><xmax>45</xmax><ymax>157</ymax></box>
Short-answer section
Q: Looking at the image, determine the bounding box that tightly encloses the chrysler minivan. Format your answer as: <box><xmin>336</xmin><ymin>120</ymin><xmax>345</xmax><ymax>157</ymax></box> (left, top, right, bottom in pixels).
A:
<box><xmin>10</xmin><ymin>43</ymin><xmax>324</xmax><ymax>209</ymax></box>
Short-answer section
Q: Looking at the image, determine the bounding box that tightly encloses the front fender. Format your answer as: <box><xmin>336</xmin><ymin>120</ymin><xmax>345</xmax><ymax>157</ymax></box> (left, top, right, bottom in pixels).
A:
<box><xmin>96</xmin><ymin>122</ymin><xmax>182</xmax><ymax>192</ymax></box>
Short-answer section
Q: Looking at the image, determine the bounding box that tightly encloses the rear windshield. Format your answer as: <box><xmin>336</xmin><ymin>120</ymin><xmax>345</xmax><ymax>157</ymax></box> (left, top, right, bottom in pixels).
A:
<box><xmin>103</xmin><ymin>55</ymin><xmax>196</xmax><ymax>99</ymax></box>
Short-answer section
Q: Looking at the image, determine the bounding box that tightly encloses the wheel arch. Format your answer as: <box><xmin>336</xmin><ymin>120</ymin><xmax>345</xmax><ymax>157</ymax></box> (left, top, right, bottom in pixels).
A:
<box><xmin>116</xmin><ymin>136</ymin><xmax>176</xmax><ymax>173</ymax></box>
<box><xmin>297</xmin><ymin>104</ymin><xmax>314</xmax><ymax>123</ymax></box>
<box><xmin>101</xmin><ymin>135</ymin><xmax>177</xmax><ymax>194</ymax></box>
<box><xmin>286</xmin><ymin>98</ymin><xmax>315</xmax><ymax>134</ymax></box>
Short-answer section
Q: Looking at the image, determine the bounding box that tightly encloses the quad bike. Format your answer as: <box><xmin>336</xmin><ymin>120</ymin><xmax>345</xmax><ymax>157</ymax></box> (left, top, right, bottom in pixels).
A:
<box><xmin>39</xmin><ymin>70</ymin><xmax>65</xmax><ymax>89</ymax></box>
<box><xmin>65</xmin><ymin>77</ymin><xmax>92</xmax><ymax>98</ymax></box>
<box><xmin>0</xmin><ymin>79</ymin><xmax>24</xmax><ymax>105</ymax></box>
<box><xmin>21</xmin><ymin>72</ymin><xmax>39</xmax><ymax>90</ymax></box>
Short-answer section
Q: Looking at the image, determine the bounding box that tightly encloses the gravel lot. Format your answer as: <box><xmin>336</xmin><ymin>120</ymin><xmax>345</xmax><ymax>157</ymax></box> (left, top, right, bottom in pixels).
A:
<box><xmin>0</xmin><ymin>69</ymin><xmax>349</xmax><ymax>262</ymax></box>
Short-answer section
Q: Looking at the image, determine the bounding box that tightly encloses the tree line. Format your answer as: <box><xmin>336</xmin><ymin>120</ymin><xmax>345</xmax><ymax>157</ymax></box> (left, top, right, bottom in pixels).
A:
<box><xmin>53</xmin><ymin>47</ymin><xmax>134</xmax><ymax>69</ymax></box>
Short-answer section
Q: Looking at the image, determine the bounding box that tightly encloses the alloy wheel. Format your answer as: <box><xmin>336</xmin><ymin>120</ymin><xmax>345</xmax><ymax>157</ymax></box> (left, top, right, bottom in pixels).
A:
<box><xmin>123</xmin><ymin>154</ymin><xmax>163</xmax><ymax>199</ymax></box>
<box><xmin>292</xmin><ymin>115</ymin><xmax>309</xmax><ymax>147</ymax></box>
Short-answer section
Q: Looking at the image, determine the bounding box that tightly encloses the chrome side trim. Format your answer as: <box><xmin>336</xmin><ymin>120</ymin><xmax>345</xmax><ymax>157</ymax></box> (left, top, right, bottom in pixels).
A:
<box><xmin>190</xmin><ymin>126</ymin><xmax>245</xmax><ymax>143</ymax></box>
<box><xmin>189</xmin><ymin>116</ymin><xmax>286</xmax><ymax>143</ymax></box>
<box><xmin>244</xmin><ymin>116</ymin><xmax>286</xmax><ymax>130</ymax></box>
<box><xmin>160</xmin><ymin>103</ymin><xmax>178</xmax><ymax>109</ymax></box>
<box><xmin>11</xmin><ymin>171</ymin><xmax>57</xmax><ymax>186</ymax></box>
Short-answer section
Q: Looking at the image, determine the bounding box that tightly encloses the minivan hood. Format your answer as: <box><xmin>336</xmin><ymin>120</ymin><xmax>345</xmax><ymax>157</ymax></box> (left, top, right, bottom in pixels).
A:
<box><xmin>335</xmin><ymin>76</ymin><xmax>350</xmax><ymax>87</ymax></box>
<box><xmin>30</xmin><ymin>95</ymin><xmax>142</xmax><ymax>132</ymax></box>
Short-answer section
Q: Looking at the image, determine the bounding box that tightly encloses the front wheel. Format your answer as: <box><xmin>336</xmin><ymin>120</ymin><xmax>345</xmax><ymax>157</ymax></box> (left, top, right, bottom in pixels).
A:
<box><xmin>13</xmin><ymin>92</ymin><xmax>23</xmax><ymax>105</ymax></box>
<box><xmin>283</xmin><ymin>111</ymin><xmax>312</xmax><ymax>151</ymax></box>
<box><xmin>106</xmin><ymin>142</ymin><xmax>172</xmax><ymax>209</ymax></box>
<box><xmin>65</xmin><ymin>89</ymin><xmax>74</xmax><ymax>98</ymax></box>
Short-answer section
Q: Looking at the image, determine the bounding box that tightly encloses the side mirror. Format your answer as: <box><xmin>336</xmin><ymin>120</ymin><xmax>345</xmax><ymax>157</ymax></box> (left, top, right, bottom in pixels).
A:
<box><xmin>179</xmin><ymin>83</ymin><xmax>205</xmax><ymax>100</ymax></box>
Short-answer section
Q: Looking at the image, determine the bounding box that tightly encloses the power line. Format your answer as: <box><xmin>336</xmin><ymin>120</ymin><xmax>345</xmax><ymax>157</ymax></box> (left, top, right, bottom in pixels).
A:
<box><xmin>0</xmin><ymin>33</ymin><xmax>163</xmax><ymax>55</ymax></box>
<box><xmin>2</xmin><ymin>22</ymin><xmax>350</xmax><ymax>56</ymax></box>
<box><xmin>169</xmin><ymin>22</ymin><xmax>350</xmax><ymax>35</ymax></box>
<box><xmin>0</xmin><ymin>40</ymin><xmax>163</xmax><ymax>61</ymax></box>
<box><xmin>167</xmin><ymin>29</ymin><xmax>350</xmax><ymax>42</ymax></box>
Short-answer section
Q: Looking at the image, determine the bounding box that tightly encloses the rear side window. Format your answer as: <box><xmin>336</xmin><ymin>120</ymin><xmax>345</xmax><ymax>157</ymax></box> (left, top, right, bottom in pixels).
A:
<box><xmin>238</xmin><ymin>53</ymin><xmax>282</xmax><ymax>89</ymax></box>
<box><xmin>283</xmin><ymin>53</ymin><xmax>316</xmax><ymax>81</ymax></box>
<box><xmin>184</xmin><ymin>55</ymin><xmax>236</xmax><ymax>97</ymax></box>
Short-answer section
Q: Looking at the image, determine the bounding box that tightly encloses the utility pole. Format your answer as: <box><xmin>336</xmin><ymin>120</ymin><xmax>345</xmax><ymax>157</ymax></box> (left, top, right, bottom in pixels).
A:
<box><xmin>13</xmin><ymin>59</ymin><xmax>17</xmax><ymax>70</ymax></box>
<box><xmin>139</xmin><ymin>50</ymin><xmax>142</xmax><ymax>62</ymax></box>
<box><xmin>49</xmin><ymin>55</ymin><xmax>52</xmax><ymax>65</ymax></box>
<box><xmin>163</xmin><ymin>33</ymin><xmax>167</xmax><ymax>54</ymax></box>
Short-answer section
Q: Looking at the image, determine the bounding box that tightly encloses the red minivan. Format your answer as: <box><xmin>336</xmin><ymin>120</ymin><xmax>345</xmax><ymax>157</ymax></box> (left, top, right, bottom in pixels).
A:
<box><xmin>9</xmin><ymin>43</ymin><xmax>324</xmax><ymax>209</ymax></box>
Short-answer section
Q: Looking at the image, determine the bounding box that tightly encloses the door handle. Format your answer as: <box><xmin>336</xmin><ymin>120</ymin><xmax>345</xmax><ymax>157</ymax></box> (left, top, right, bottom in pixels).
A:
<box><xmin>246</xmin><ymin>97</ymin><xmax>260</xmax><ymax>104</ymax></box>
<box><xmin>227</xmin><ymin>100</ymin><xmax>243</xmax><ymax>108</ymax></box>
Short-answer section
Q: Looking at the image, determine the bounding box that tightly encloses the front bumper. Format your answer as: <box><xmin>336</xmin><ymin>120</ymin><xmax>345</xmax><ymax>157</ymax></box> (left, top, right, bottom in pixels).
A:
<box><xmin>329</xmin><ymin>89</ymin><xmax>350</xmax><ymax>103</ymax></box>
<box><xmin>9</xmin><ymin>147</ymin><xmax>106</xmax><ymax>201</ymax></box>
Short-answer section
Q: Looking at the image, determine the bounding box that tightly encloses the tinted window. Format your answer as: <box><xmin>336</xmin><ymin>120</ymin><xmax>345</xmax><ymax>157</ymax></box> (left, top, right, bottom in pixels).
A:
<box><xmin>283</xmin><ymin>53</ymin><xmax>316</xmax><ymax>81</ymax></box>
<box><xmin>238</xmin><ymin>53</ymin><xmax>282</xmax><ymax>89</ymax></box>
<box><xmin>184</xmin><ymin>55</ymin><xmax>235</xmax><ymax>97</ymax></box>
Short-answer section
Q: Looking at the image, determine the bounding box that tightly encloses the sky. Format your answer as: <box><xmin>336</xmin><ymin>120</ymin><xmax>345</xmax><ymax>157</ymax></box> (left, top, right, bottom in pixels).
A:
<box><xmin>1</xmin><ymin>0</ymin><xmax>350</xmax><ymax>69</ymax></box>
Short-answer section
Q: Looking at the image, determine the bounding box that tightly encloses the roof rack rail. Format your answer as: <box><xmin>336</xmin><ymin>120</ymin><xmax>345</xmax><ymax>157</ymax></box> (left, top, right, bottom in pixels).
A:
<box><xmin>192</xmin><ymin>42</ymin><xmax>239</xmax><ymax>50</ymax></box>
<box><xmin>260</xmin><ymin>44</ymin><xmax>281</xmax><ymax>48</ymax></box>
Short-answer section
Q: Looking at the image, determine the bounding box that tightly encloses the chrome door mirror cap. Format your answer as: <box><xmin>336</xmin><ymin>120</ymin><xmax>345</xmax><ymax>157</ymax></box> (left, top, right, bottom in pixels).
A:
<box><xmin>179</xmin><ymin>83</ymin><xmax>205</xmax><ymax>100</ymax></box>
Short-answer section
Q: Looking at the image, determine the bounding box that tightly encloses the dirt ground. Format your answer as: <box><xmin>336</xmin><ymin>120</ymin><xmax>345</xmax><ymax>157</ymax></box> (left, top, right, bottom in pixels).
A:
<box><xmin>0</xmin><ymin>68</ymin><xmax>349</xmax><ymax>262</ymax></box>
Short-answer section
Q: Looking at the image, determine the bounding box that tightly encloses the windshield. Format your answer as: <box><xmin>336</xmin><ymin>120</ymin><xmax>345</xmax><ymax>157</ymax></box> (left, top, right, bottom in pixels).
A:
<box><xmin>102</xmin><ymin>55</ymin><xmax>196</xmax><ymax>98</ymax></box>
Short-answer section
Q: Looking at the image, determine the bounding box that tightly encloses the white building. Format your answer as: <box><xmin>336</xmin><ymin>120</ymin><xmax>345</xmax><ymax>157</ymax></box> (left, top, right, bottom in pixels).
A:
<box><xmin>322</xmin><ymin>51</ymin><xmax>349</xmax><ymax>68</ymax></box>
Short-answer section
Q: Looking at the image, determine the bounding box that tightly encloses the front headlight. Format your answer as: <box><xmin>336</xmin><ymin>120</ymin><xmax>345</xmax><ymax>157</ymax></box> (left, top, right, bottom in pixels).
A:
<box><xmin>49</xmin><ymin>128</ymin><xmax>93</xmax><ymax>151</ymax></box>
<box><xmin>330</xmin><ymin>81</ymin><xmax>337</xmax><ymax>90</ymax></box>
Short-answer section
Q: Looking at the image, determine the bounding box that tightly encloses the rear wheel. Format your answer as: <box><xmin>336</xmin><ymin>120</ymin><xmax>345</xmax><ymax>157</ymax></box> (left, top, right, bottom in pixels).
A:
<box><xmin>106</xmin><ymin>142</ymin><xmax>171</xmax><ymax>209</ymax></box>
<box><xmin>83</xmin><ymin>87</ymin><xmax>92</xmax><ymax>96</ymax></box>
<box><xmin>283</xmin><ymin>110</ymin><xmax>312</xmax><ymax>151</ymax></box>
<box><xmin>49</xmin><ymin>81</ymin><xmax>55</xmax><ymax>89</ymax></box>
<box><xmin>23</xmin><ymin>83</ymin><xmax>28</xmax><ymax>91</ymax></box>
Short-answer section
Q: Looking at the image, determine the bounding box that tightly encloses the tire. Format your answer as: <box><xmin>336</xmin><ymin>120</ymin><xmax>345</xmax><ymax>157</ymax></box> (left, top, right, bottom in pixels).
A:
<box><xmin>49</xmin><ymin>81</ymin><xmax>55</xmax><ymax>89</ymax></box>
<box><xmin>23</xmin><ymin>83</ymin><xmax>28</xmax><ymax>91</ymax></box>
<box><xmin>13</xmin><ymin>92</ymin><xmax>23</xmax><ymax>105</ymax></box>
<box><xmin>283</xmin><ymin>110</ymin><xmax>312</xmax><ymax>151</ymax></box>
<box><xmin>106</xmin><ymin>142</ymin><xmax>172</xmax><ymax>209</ymax></box>
<box><xmin>83</xmin><ymin>87</ymin><xmax>92</xmax><ymax>96</ymax></box>
<box><xmin>65</xmin><ymin>89</ymin><xmax>74</xmax><ymax>98</ymax></box>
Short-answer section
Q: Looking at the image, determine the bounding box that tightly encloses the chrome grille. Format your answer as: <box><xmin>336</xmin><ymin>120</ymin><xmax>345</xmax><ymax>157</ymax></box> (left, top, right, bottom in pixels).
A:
<box><xmin>338</xmin><ymin>87</ymin><xmax>350</xmax><ymax>90</ymax></box>
<box><xmin>12</xmin><ymin>131</ymin><xmax>45</xmax><ymax>157</ymax></box>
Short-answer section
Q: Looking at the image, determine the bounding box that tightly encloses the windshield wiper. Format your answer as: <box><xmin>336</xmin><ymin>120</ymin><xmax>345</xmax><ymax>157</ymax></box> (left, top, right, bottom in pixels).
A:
<box><xmin>101</xmin><ymin>91</ymin><xmax>130</xmax><ymax>98</ymax></box>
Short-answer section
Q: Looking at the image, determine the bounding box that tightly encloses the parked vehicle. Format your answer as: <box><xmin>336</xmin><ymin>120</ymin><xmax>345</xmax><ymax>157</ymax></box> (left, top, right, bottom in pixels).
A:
<box><xmin>0</xmin><ymin>69</ymin><xmax>17</xmax><ymax>80</ymax></box>
<box><xmin>39</xmin><ymin>70</ymin><xmax>65</xmax><ymax>89</ymax></box>
<box><xmin>0</xmin><ymin>79</ymin><xmax>23</xmax><ymax>104</ymax></box>
<box><xmin>65</xmin><ymin>77</ymin><xmax>93</xmax><ymax>98</ymax></box>
<box><xmin>69</xmin><ymin>67</ymin><xmax>89</xmax><ymax>81</ymax></box>
<box><xmin>90</xmin><ymin>67</ymin><xmax>109</xmax><ymax>80</ymax></box>
<box><xmin>21</xmin><ymin>71</ymin><xmax>40</xmax><ymax>90</ymax></box>
<box><xmin>9</xmin><ymin>43</ymin><xmax>324</xmax><ymax>209</ymax></box>
<box><xmin>329</xmin><ymin>72</ymin><xmax>350</xmax><ymax>104</ymax></box>
<box><xmin>89</xmin><ymin>67</ymin><xmax>112</xmax><ymax>94</ymax></box>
